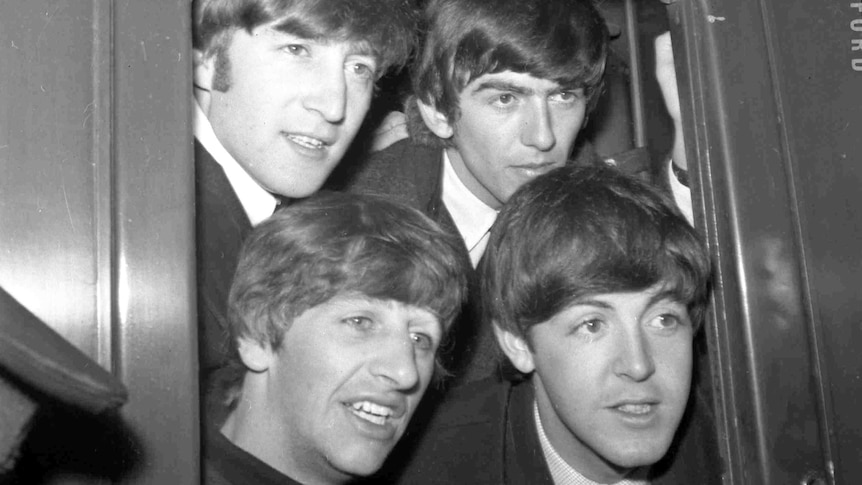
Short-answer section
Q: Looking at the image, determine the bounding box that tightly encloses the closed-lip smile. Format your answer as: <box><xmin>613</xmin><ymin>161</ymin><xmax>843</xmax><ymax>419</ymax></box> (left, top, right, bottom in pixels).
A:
<box><xmin>512</xmin><ymin>161</ymin><xmax>559</xmax><ymax>174</ymax></box>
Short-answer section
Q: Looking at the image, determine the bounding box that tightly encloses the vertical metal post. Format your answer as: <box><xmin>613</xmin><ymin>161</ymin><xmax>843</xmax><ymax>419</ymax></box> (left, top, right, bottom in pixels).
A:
<box><xmin>624</xmin><ymin>0</ymin><xmax>647</xmax><ymax>148</ymax></box>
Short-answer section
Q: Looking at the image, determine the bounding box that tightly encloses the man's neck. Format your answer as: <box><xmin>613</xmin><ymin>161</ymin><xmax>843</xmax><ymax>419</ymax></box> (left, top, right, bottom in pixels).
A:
<box><xmin>440</xmin><ymin>150</ymin><xmax>498</xmax><ymax>267</ymax></box>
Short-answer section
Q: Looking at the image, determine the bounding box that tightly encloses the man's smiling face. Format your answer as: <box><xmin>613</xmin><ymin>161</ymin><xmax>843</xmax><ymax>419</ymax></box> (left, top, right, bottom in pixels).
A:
<box><xmin>240</xmin><ymin>294</ymin><xmax>442</xmax><ymax>484</ymax></box>
<box><xmin>195</xmin><ymin>23</ymin><xmax>377</xmax><ymax>198</ymax></box>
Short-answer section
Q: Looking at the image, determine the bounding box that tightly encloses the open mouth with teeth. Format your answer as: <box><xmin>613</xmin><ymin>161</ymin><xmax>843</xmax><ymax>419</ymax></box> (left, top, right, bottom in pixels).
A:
<box><xmin>615</xmin><ymin>403</ymin><xmax>654</xmax><ymax>415</ymax></box>
<box><xmin>348</xmin><ymin>401</ymin><xmax>395</xmax><ymax>426</ymax></box>
<box><xmin>286</xmin><ymin>134</ymin><xmax>327</xmax><ymax>149</ymax></box>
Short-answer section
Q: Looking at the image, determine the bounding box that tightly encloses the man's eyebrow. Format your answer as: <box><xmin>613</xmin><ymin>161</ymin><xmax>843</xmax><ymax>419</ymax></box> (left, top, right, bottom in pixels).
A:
<box><xmin>470</xmin><ymin>80</ymin><xmax>534</xmax><ymax>96</ymax></box>
<box><xmin>568</xmin><ymin>291</ymin><xmax>685</xmax><ymax>310</ymax></box>
<box><xmin>646</xmin><ymin>289</ymin><xmax>686</xmax><ymax>310</ymax></box>
<box><xmin>568</xmin><ymin>297</ymin><xmax>613</xmax><ymax>309</ymax></box>
<box><xmin>346</xmin><ymin>41</ymin><xmax>376</xmax><ymax>59</ymax></box>
<box><xmin>413</xmin><ymin>314</ymin><xmax>444</xmax><ymax>332</ymax></box>
<box><xmin>269</xmin><ymin>18</ymin><xmax>377</xmax><ymax>61</ymax></box>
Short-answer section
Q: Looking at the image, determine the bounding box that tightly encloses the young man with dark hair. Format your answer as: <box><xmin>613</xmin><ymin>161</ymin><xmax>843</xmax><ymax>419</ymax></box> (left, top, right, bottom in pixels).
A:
<box><xmin>344</xmin><ymin>0</ymin><xmax>691</xmax><ymax>382</ymax></box>
<box><xmin>353</xmin><ymin>0</ymin><xmax>610</xmax><ymax>218</ymax></box>
<box><xmin>395</xmin><ymin>165</ymin><xmax>720</xmax><ymax>484</ymax></box>
<box><xmin>204</xmin><ymin>192</ymin><xmax>469</xmax><ymax>485</ymax></box>
<box><xmin>192</xmin><ymin>0</ymin><xmax>419</xmax><ymax>376</ymax></box>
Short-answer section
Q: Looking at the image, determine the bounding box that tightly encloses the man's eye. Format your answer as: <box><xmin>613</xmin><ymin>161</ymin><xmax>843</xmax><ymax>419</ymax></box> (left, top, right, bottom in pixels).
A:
<box><xmin>283</xmin><ymin>44</ymin><xmax>309</xmax><ymax>56</ymax></box>
<box><xmin>652</xmin><ymin>314</ymin><xmax>684</xmax><ymax>331</ymax></box>
<box><xmin>349</xmin><ymin>62</ymin><xmax>375</xmax><ymax>79</ymax></box>
<box><xmin>496</xmin><ymin>93</ymin><xmax>515</xmax><ymax>105</ymax></box>
<box><xmin>410</xmin><ymin>332</ymin><xmax>435</xmax><ymax>351</ymax></box>
<box><xmin>573</xmin><ymin>318</ymin><xmax>604</xmax><ymax>336</ymax></box>
<box><xmin>554</xmin><ymin>89</ymin><xmax>584</xmax><ymax>103</ymax></box>
<box><xmin>343</xmin><ymin>316</ymin><xmax>373</xmax><ymax>330</ymax></box>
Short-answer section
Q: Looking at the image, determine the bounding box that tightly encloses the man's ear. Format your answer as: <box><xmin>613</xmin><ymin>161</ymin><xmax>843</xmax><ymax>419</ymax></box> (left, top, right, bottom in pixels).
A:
<box><xmin>493</xmin><ymin>324</ymin><xmax>535</xmax><ymax>374</ymax></box>
<box><xmin>236</xmin><ymin>336</ymin><xmax>275</xmax><ymax>373</ymax></box>
<box><xmin>193</xmin><ymin>48</ymin><xmax>216</xmax><ymax>92</ymax></box>
<box><xmin>416</xmin><ymin>99</ymin><xmax>454</xmax><ymax>139</ymax></box>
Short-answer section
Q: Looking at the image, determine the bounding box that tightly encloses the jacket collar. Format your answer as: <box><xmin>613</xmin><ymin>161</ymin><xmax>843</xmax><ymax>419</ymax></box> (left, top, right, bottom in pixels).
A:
<box><xmin>503</xmin><ymin>380</ymin><xmax>556</xmax><ymax>485</ymax></box>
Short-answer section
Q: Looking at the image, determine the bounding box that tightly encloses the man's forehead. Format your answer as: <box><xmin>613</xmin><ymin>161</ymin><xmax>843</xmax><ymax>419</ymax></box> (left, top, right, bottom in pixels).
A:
<box><xmin>567</xmin><ymin>285</ymin><xmax>687</xmax><ymax>309</ymax></box>
<box><xmin>323</xmin><ymin>294</ymin><xmax>441</xmax><ymax>320</ymax></box>
<box><xmin>263</xmin><ymin>17</ymin><xmax>376</xmax><ymax>57</ymax></box>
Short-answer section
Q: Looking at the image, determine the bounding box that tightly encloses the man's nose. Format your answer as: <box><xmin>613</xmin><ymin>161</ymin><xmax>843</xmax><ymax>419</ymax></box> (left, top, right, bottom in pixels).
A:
<box><xmin>303</xmin><ymin>63</ymin><xmax>347</xmax><ymax>124</ymax></box>
<box><xmin>612</xmin><ymin>328</ymin><xmax>657</xmax><ymax>382</ymax></box>
<box><xmin>521</xmin><ymin>101</ymin><xmax>556</xmax><ymax>151</ymax></box>
<box><xmin>370</xmin><ymin>335</ymin><xmax>421</xmax><ymax>392</ymax></box>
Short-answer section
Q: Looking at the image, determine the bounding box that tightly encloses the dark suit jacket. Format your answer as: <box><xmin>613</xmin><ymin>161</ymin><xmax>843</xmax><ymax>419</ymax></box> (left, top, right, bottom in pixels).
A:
<box><xmin>342</xmin><ymin>138</ymin><xmax>657</xmax><ymax>385</ymax></box>
<box><xmin>393</xmin><ymin>377</ymin><xmax>722</xmax><ymax>485</ymax></box>
<box><xmin>195</xmin><ymin>139</ymin><xmax>251</xmax><ymax>377</ymax></box>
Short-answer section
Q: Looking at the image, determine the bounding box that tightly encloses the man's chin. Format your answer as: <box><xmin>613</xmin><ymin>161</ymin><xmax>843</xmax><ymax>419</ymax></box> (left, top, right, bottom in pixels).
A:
<box><xmin>268</xmin><ymin>179</ymin><xmax>327</xmax><ymax>200</ymax></box>
<box><xmin>328</xmin><ymin>444</ymin><xmax>393</xmax><ymax>480</ymax></box>
<box><xmin>602</xmin><ymin>439</ymin><xmax>673</xmax><ymax>471</ymax></box>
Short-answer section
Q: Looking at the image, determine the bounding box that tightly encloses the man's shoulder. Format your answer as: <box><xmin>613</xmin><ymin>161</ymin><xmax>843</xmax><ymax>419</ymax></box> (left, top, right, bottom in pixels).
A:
<box><xmin>194</xmin><ymin>139</ymin><xmax>250</xmax><ymax>239</ymax></box>
<box><xmin>369</xmin><ymin>137</ymin><xmax>441</xmax><ymax>166</ymax></box>
<box><xmin>432</xmin><ymin>377</ymin><xmax>508</xmax><ymax>426</ymax></box>
<box><xmin>194</xmin><ymin>138</ymin><xmax>251</xmax><ymax>373</ymax></box>
<box><xmin>406</xmin><ymin>378</ymin><xmax>508</xmax><ymax>444</ymax></box>
<box><xmin>394</xmin><ymin>378</ymin><xmax>512</xmax><ymax>484</ymax></box>
<box><xmin>195</xmin><ymin>140</ymin><xmax>228</xmax><ymax>196</ymax></box>
<box><xmin>195</xmin><ymin>140</ymin><xmax>249</xmax><ymax>224</ymax></box>
<box><xmin>341</xmin><ymin>138</ymin><xmax>443</xmax><ymax>209</ymax></box>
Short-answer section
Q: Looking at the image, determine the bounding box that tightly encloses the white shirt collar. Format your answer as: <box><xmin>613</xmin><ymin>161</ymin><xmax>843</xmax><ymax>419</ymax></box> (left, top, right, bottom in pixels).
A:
<box><xmin>194</xmin><ymin>100</ymin><xmax>278</xmax><ymax>227</ymax></box>
<box><xmin>533</xmin><ymin>401</ymin><xmax>650</xmax><ymax>485</ymax></box>
<box><xmin>441</xmin><ymin>150</ymin><xmax>499</xmax><ymax>267</ymax></box>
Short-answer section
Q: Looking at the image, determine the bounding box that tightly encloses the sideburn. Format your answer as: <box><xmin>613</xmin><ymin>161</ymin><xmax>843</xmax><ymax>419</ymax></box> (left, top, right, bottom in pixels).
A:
<box><xmin>212</xmin><ymin>48</ymin><xmax>232</xmax><ymax>92</ymax></box>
